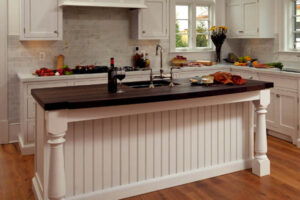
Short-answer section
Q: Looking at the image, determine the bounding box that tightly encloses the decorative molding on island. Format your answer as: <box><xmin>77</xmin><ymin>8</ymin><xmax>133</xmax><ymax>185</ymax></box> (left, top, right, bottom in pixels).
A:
<box><xmin>31</xmin><ymin>79</ymin><xmax>272</xmax><ymax>200</ymax></box>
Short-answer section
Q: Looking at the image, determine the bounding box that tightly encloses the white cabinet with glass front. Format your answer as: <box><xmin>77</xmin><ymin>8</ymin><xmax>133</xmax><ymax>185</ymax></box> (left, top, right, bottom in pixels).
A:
<box><xmin>226</xmin><ymin>0</ymin><xmax>274</xmax><ymax>38</ymax></box>
<box><xmin>170</xmin><ymin>0</ymin><xmax>215</xmax><ymax>52</ymax></box>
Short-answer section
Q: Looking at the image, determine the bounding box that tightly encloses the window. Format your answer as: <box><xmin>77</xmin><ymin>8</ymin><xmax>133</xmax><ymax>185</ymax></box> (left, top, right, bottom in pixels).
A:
<box><xmin>172</xmin><ymin>1</ymin><xmax>214</xmax><ymax>52</ymax></box>
<box><xmin>293</xmin><ymin>0</ymin><xmax>300</xmax><ymax>49</ymax></box>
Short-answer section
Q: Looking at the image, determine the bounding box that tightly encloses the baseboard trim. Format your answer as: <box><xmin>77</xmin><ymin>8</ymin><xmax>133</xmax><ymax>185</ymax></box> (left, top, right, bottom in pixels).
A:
<box><xmin>18</xmin><ymin>135</ymin><xmax>34</xmax><ymax>155</ymax></box>
<box><xmin>32</xmin><ymin>159</ymin><xmax>252</xmax><ymax>200</ymax></box>
<box><xmin>297</xmin><ymin>138</ymin><xmax>300</xmax><ymax>148</ymax></box>
<box><xmin>32</xmin><ymin>174</ymin><xmax>43</xmax><ymax>200</ymax></box>
<box><xmin>267</xmin><ymin>130</ymin><xmax>293</xmax><ymax>143</ymax></box>
<box><xmin>8</xmin><ymin>123</ymin><xmax>20</xmax><ymax>143</ymax></box>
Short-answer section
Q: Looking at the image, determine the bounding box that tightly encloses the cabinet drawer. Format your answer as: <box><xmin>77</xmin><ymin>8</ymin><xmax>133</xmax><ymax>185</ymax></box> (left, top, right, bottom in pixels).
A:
<box><xmin>259</xmin><ymin>75</ymin><xmax>298</xmax><ymax>91</ymax></box>
<box><xmin>27</xmin><ymin>82</ymin><xmax>69</xmax><ymax>95</ymax></box>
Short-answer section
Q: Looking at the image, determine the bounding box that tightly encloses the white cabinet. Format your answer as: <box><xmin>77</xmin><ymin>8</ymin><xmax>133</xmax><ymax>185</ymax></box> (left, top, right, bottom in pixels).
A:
<box><xmin>20</xmin><ymin>0</ymin><xmax>63</xmax><ymax>40</ymax></box>
<box><xmin>227</xmin><ymin>0</ymin><xmax>243</xmax><ymax>38</ymax></box>
<box><xmin>226</xmin><ymin>0</ymin><xmax>274</xmax><ymax>38</ymax></box>
<box><xmin>131</xmin><ymin>0</ymin><xmax>169</xmax><ymax>40</ymax></box>
<box><xmin>267</xmin><ymin>89</ymin><xmax>298</xmax><ymax>142</ymax></box>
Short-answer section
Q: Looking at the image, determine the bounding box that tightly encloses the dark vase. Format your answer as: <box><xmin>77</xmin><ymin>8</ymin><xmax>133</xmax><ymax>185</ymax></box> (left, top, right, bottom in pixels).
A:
<box><xmin>211</xmin><ymin>34</ymin><xmax>226</xmax><ymax>63</ymax></box>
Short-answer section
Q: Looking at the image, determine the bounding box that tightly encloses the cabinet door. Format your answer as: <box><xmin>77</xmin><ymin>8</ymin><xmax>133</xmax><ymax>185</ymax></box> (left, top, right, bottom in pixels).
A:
<box><xmin>276</xmin><ymin>90</ymin><xmax>298</xmax><ymax>140</ymax></box>
<box><xmin>139</xmin><ymin>0</ymin><xmax>168</xmax><ymax>39</ymax></box>
<box><xmin>266</xmin><ymin>90</ymin><xmax>278</xmax><ymax>130</ymax></box>
<box><xmin>227</xmin><ymin>0</ymin><xmax>243</xmax><ymax>37</ymax></box>
<box><xmin>21</xmin><ymin>0</ymin><xmax>62</xmax><ymax>40</ymax></box>
<box><xmin>242</xmin><ymin>0</ymin><xmax>258</xmax><ymax>36</ymax></box>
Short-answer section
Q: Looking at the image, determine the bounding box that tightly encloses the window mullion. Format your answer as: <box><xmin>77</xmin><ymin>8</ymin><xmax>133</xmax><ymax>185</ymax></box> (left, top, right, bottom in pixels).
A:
<box><xmin>191</xmin><ymin>3</ymin><xmax>196</xmax><ymax>50</ymax></box>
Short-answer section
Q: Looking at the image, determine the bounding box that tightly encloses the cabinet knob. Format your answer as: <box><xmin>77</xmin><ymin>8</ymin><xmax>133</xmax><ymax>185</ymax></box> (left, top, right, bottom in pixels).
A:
<box><xmin>142</xmin><ymin>30</ymin><xmax>146</xmax><ymax>34</ymax></box>
<box><xmin>54</xmin><ymin>30</ymin><xmax>58</xmax><ymax>34</ymax></box>
<box><xmin>276</xmin><ymin>94</ymin><xmax>280</xmax><ymax>98</ymax></box>
<box><xmin>238</xmin><ymin>30</ymin><xmax>244</xmax><ymax>33</ymax></box>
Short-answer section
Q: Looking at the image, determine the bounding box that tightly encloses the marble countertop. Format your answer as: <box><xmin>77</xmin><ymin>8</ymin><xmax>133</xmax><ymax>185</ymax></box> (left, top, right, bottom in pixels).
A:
<box><xmin>18</xmin><ymin>64</ymin><xmax>300</xmax><ymax>83</ymax></box>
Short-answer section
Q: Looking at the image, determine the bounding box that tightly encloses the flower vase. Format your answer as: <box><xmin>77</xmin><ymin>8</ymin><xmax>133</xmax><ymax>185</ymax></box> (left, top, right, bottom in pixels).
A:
<box><xmin>215</xmin><ymin>45</ymin><xmax>222</xmax><ymax>63</ymax></box>
<box><xmin>211</xmin><ymin>34</ymin><xmax>226</xmax><ymax>63</ymax></box>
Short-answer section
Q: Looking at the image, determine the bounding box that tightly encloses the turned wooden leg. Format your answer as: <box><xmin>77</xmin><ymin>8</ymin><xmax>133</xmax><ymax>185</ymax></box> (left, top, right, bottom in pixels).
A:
<box><xmin>48</xmin><ymin>132</ymin><xmax>66</xmax><ymax>200</ymax></box>
<box><xmin>46</xmin><ymin>111</ymin><xmax>68</xmax><ymax>200</ymax></box>
<box><xmin>252</xmin><ymin>102</ymin><xmax>270</xmax><ymax>177</ymax></box>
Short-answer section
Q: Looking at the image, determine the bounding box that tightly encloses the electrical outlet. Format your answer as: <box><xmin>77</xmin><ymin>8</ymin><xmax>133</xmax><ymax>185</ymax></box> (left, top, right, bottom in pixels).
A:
<box><xmin>39</xmin><ymin>52</ymin><xmax>46</xmax><ymax>61</ymax></box>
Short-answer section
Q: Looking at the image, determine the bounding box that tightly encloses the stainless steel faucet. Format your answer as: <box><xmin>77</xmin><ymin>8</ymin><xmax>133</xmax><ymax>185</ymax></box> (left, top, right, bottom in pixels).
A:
<box><xmin>155</xmin><ymin>44</ymin><xmax>168</xmax><ymax>79</ymax></box>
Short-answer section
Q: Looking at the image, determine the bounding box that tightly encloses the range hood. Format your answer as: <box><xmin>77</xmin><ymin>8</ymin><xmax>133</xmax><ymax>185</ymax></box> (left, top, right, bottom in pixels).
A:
<box><xmin>59</xmin><ymin>0</ymin><xmax>147</xmax><ymax>8</ymax></box>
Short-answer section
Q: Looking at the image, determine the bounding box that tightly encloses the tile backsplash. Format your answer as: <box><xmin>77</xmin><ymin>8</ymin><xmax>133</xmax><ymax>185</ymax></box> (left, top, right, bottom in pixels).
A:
<box><xmin>8</xmin><ymin>7</ymin><xmax>238</xmax><ymax>123</ymax></box>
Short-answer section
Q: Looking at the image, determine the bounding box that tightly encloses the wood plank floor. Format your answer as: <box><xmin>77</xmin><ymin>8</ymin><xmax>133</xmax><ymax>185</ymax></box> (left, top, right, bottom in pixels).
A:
<box><xmin>1</xmin><ymin>136</ymin><xmax>300</xmax><ymax>200</ymax></box>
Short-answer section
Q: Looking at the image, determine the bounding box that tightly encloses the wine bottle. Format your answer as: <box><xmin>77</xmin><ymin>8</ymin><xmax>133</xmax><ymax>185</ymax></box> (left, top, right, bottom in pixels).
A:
<box><xmin>108</xmin><ymin>57</ymin><xmax>117</xmax><ymax>93</ymax></box>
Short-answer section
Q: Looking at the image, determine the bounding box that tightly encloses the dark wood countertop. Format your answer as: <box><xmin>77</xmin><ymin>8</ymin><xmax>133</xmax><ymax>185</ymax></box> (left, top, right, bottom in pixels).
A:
<box><xmin>31</xmin><ymin>79</ymin><xmax>273</xmax><ymax>111</ymax></box>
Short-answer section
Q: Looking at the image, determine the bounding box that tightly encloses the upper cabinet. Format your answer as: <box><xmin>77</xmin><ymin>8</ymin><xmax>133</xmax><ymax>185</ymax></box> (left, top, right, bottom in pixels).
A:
<box><xmin>226</xmin><ymin>0</ymin><xmax>274</xmax><ymax>38</ymax></box>
<box><xmin>131</xmin><ymin>0</ymin><xmax>169</xmax><ymax>40</ymax></box>
<box><xmin>20</xmin><ymin>0</ymin><xmax>63</xmax><ymax>40</ymax></box>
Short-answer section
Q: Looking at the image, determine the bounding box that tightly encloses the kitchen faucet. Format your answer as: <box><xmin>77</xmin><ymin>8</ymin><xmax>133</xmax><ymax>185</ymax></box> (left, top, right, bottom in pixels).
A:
<box><xmin>149</xmin><ymin>66</ymin><xmax>175</xmax><ymax>88</ymax></box>
<box><xmin>155</xmin><ymin>44</ymin><xmax>169</xmax><ymax>79</ymax></box>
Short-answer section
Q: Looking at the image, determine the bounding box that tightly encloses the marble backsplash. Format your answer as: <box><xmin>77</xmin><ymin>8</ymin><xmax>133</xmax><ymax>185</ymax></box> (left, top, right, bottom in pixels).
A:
<box><xmin>8</xmin><ymin>7</ymin><xmax>239</xmax><ymax>123</ymax></box>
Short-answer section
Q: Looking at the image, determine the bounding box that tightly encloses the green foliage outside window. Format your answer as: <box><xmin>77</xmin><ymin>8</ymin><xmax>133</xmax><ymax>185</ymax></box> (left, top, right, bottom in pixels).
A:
<box><xmin>176</xmin><ymin>21</ymin><xmax>208</xmax><ymax>48</ymax></box>
<box><xmin>196</xmin><ymin>21</ymin><xmax>208</xmax><ymax>47</ymax></box>
<box><xmin>176</xmin><ymin>23</ymin><xmax>188</xmax><ymax>48</ymax></box>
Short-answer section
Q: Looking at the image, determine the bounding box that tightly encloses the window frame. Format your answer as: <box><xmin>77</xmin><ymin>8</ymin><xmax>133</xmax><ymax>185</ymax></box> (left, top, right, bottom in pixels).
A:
<box><xmin>292</xmin><ymin>0</ymin><xmax>300</xmax><ymax>49</ymax></box>
<box><xmin>170</xmin><ymin>0</ymin><xmax>215</xmax><ymax>53</ymax></box>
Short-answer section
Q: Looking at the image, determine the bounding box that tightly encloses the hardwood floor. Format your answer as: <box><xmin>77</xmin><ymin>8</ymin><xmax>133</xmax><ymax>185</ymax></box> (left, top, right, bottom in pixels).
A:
<box><xmin>1</xmin><ymin>136</ymin><xmax>300</xmax><ymax>200</ymax></box>
<box><xmin>0</xmin><ymin>143</ymin><xmax>34</xmax><ymax>200</ymax></box>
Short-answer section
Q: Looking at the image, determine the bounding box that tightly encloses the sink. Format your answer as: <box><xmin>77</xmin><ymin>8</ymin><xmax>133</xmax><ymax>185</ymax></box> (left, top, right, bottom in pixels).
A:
<box><xmin>124</xmin><ymin>80</ymin><xmax>179</xmax><ymax>89</ymax></box>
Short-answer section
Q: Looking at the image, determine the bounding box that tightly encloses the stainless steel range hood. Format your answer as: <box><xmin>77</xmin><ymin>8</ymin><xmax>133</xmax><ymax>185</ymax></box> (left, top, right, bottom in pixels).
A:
<box><xmin>59</xmin><ymin>0</ymin><xmax>147</xmax><ymax>8</ymax></box>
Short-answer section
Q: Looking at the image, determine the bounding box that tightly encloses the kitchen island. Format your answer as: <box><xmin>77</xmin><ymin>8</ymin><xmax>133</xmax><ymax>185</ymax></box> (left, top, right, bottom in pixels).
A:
<box><xmin>31</xmin><ymin>78</ymin><xmax>273</xmax><ymax>200</ymax></box>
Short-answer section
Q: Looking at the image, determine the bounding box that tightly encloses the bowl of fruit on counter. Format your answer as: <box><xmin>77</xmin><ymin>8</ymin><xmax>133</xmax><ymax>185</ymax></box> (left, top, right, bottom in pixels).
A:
<box><xmin>34</xmin><ymin>65</ymin><xmax>73</xmax><ymax>77</ymax></box>
<box><xmin>224</xmin><ymin>53</ymin><xmax>257</xmax><ymax>67</ymax></box>
<box><xmin>33</xmin><ymin>65</ymin><xmax>109</xmax><ymax>77</ymax></box>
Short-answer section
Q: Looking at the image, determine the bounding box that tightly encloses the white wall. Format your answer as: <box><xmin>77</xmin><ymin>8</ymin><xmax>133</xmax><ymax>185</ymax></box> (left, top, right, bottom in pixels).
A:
<box><xmin>8</xmin><ymin>0</ymin><xmax>19</xmax><ymax>35</ymax></box>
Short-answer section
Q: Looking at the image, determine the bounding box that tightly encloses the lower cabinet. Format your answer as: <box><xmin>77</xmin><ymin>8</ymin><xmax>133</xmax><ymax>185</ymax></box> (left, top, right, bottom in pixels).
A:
<box><xmin>232</xmin><ymin>68</ymin><xmax>299</xmax><ymax>144</ymax></box>
<box><xmin>267</xmin><ymin>89</ymin><xmax>298</xmax><ymax>143</ymax></box>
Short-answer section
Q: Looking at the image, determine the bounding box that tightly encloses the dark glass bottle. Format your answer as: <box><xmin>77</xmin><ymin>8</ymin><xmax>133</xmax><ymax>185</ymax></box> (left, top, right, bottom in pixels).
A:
<box><xmin>108</xmin><ymin>57</ymin><xmax>117</xmax><ymax>93</ymax></box>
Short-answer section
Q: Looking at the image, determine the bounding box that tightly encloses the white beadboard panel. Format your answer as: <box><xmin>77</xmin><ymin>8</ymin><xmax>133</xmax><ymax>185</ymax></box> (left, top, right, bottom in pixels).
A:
<box><xmin>121</xmin><ymin>116</ymin><xmax>130</xmax><ymax>185</ymax></box>
<box><xmin>161</xmin><ymin>111</ymin><xmax>169</xmax><ymax>176</ymax></box>
<box><xmin>63</xmin><ymin>103</ymin><xmax>251</xmax><ymax>197</ymax></box>
<box><xmin>146</xmin><ymin>113</ymin><xmax>154</xmax><ymax>180</ymax></box>
<box><xmin>93</xmin><ymin>119</ymin><xmax>103</xmax><ymax>191</ymax></box>
<box><xmin>84</xmin><ymin>121</ymin><xmax>94</xmax><ymax>193</ymax></box>
<box><xmin>103</xmin><ymin>118</ymin><xmax>112</xmax><ymax>189</ymax></box>
<box><xmin>129</xmin><ymin>115</ymin><xmax>138</xmax><ymax>184</ymax></box>
<box><xmin>74</xmin><ymin>122</ymin><xmax>84</xmax><ymax>195</ymax></box>
<box><xmin>154</xmin><ymin>112</ymin><xmax>162</xmax><ymax>178</ymax></box>
<box><xmin>65</xmin><ymin>123</ymin><xmax>74</xmax><ymax>197</ymax></box>
<box><xmin>169</xmin><ymin>110</ymin><xmax>177</xmax><ymax>175</ymax></box>
<box><xmin>217</xmin><ymin>105</ymin><xmax>225</xmax><ymax>165</ymax></box>
<box><xmin>198</xmin><ymin>107</ymin><xmax>205</xmax><ymax>168</ymax></box>
<box><xmin>183</xmin><ymin>108</ymin><xmax>191</xmax><ymax>171</ymax></box>
<box><xmin>211</xmin><ymin>106</ymin><xmax>218</xmax><ymax>166</ymax></box>
<box><xmin>138</xmin><ymin>114</ymin><xmax>146</xmax><ymax>182</ymax></box>
<box><xmin>230</xmin><ymin>104</ymin><xmax>237</xmax><ymax>161</ymax></box>
<box><xmin>191</xmin><ymin>108</ymin><xmax>198</xmax><ymax>170</ymax></box>
<box><xmin>236</xmin><ymin>103</ymin><xmax>243</xmax><ymax>161</ymax></box>
<box><xmin>204</xmin><ymin>106</ymin><xmax>212</xmax><ymax>167</ymax></box>
<box><xmin>176</xmin><ymin>109</ymin><xmax>184</xmax><ymax>173</ymax></box>
<box><xmin>112</xmin><ymin>117</ymin><xmax>121</xmax><ymax>187</ymax></box>
<box><xmin>224</xmin><ymin>104</ymin><xmax>231</xmax><ymax>163</ymax></box>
